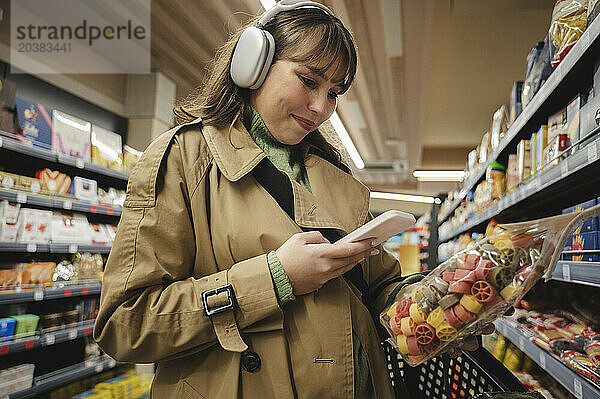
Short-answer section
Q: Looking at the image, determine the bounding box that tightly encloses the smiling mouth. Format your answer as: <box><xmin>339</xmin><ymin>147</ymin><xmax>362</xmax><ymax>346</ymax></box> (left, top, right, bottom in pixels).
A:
<box><xmin>291</xmin><ymin>115</ymin><xmax>314</xmax><ymax>131</ymax></box>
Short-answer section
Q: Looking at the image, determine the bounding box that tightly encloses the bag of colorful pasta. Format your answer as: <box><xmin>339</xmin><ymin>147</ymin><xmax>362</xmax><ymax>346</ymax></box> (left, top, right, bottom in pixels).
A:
<box><xmin>380</xmin><ymin>204</ymin><xmax>600</xmax><ymax>366</ymax></box>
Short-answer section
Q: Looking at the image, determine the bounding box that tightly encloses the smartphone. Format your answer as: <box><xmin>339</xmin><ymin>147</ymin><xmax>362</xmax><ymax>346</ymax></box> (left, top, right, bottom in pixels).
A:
<box><xmin>337</xmin><ymin>210</ymin><xmax>416</xmax><ymax>246</ymax></box>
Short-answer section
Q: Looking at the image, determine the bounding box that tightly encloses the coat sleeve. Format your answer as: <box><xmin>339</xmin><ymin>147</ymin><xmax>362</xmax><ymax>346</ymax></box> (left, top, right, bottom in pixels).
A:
<box><xmin>93</xmin><ymin>130</ymin><xmax>281</xmax><ymax>363</ymax></box>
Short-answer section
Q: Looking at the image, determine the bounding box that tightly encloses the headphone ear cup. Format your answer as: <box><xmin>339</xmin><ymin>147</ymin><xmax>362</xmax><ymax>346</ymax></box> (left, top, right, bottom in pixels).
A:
<box><xmin>230</xmin><ymin>26</ymin><xmax>276</xmax><ymax>89</ymax></box>
<box><xmin>249</xmin><ymin>30</ymin><xmax>275</xmax><ymax>89</ymax></box>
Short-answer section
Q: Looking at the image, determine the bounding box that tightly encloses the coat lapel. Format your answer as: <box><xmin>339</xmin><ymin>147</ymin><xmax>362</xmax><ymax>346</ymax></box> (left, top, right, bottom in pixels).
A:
<box><xmin>202</xmin><ymin>123</ymin><xmax>370</xmax><ymax>234</ymax></box>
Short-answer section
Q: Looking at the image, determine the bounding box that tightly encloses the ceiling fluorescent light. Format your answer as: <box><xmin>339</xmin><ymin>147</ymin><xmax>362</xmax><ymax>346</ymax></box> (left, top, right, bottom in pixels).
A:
<box><xmin>370</xmin><ymin>191</ymin><xmax>435</xmax><ymax>204</ymax></box>
<box><xmin>259</xmin><ymin>0</ymin><xmax>276</xmax><ymax>10</ymax></box>
<box><xmin>413</xmin><ymin>170</ymin><xmax>464</xmax><ymax>181</ymax></box>
<box><xmin>330</xmin><ymin>111</ymin><xmax>365</xmax><ymax>169</ymax></box>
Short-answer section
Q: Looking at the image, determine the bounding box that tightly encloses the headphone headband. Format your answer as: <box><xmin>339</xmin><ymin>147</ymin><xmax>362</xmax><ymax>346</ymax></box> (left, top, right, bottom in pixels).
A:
<box><xmin>258</xmin><ymin>0</ymin><xmax>334</xmax><ymax>28</ymax></box>
<box><xmin>230</xmin><ymin>0</ymin><xmax>334</xmax><ymax>89</ymax></box>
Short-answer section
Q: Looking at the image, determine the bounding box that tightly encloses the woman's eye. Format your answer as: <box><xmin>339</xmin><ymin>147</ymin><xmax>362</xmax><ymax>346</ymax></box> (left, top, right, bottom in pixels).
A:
<box><xmin>300</xmin><ymin>76</ymin><xmax>317</xmax><ymax>88</ymax></box>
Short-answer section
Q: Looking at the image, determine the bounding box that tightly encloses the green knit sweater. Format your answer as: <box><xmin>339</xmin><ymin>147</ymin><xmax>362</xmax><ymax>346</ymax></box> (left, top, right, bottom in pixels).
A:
<box><xmin>248</xmin><ymin>108</ymin><xmax>372</xmax><ymax>398</ymax></box>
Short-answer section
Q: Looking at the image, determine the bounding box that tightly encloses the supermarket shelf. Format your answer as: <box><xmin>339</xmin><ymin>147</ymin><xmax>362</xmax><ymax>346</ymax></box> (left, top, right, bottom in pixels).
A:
<box><xmin>0</xmin><ymin>281</ymin><xmax>101</xmax><ymax>304</ymax></box>
<box><xmin>0</xmin><ymin>188</ymin><xmax>122</xmax><ymax>217</ymax></box>
<box><xmin>0</xmin><ymin>242</ymin><xmax>111</xmax><ymax>254</ymax></box>
<box><xmin>495</xmin><ymin>318</ymin><xmax>600</xmax><ymax>399</ymax></box>
<box><xmin>6</xmin><ymin>355</ymin><xmax>119</xmax><ymax>399</ymax></box>
<box><xmin>438</xmin><ymin>133</ymin><xmax>600</xmax><ymax>242</ymax></box>
<box><xmin>438</xmin><ymin>15</ymin><xmax>600</xmax><ymax>223</ymax></box>
<box><xmin>552</xmin><ymin>260</ymin><xmax>600</xmax><ymax>287</ymax></box>
<box><xmin>0</xmin><ymin>134</ymin><xmax>130</xmax><ymax>183</ymax></box>
<box><xmin>0</xmin><ymin>320</ymin><xmax>95</xmax><ymax>356</ymax></box>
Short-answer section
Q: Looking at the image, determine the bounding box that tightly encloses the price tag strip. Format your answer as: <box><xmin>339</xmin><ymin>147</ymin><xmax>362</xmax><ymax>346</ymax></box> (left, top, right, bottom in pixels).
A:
<box><xmin>68</xmin><ymin>329</ymin><xmax>78</xmax><ymax>340</ymax></box>
<box><xmin>588</xmin><ymin>142</ymin><xmax>598</xmax><ymax>164</ymax></box>
<box><xmin>562</xmin><ymin>263</ymin><xmax>571</xmax><ymax>281</ymax></box>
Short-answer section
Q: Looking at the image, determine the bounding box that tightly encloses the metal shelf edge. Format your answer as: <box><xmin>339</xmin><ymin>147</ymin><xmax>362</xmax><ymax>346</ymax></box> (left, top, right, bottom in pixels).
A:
<box><xmin>495</xmin><ymin>318</ymin><xmax>600</xmax><ymax>399</ymax></box>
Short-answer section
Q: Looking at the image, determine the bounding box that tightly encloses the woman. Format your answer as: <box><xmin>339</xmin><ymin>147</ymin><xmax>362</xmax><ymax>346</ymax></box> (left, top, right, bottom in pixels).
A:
<box><xmin>94</xmin><ymin>2</ymin><xmax>488</xmax><ymax>398</ymax></box>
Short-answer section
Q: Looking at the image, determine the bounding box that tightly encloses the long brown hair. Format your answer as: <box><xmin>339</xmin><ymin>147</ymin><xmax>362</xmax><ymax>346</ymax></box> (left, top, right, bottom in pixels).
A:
<box><xmin>174</xmin><ymin>6</ymin><xmax>357</xmax><ymax>171</ymax></box>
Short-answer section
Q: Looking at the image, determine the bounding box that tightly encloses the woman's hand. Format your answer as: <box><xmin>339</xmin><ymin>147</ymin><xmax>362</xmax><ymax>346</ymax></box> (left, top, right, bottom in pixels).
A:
<box><xmin>276</xmin><ymin>231</ymin><xmax>378</xmax><ymax>296</ymax></box>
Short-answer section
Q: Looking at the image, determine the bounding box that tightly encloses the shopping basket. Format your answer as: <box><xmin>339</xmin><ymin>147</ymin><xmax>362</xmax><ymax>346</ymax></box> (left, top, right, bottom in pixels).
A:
<box><xmin>384</xmin><ymin>337</ymin><xmax>526</xmax><ymax>398</ymax></box>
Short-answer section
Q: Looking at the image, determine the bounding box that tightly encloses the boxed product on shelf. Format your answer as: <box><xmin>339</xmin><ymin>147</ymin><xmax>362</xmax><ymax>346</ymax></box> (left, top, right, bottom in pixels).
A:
<box><xmin>530</xmin><ymin>132</ymin><xmax>537</xmax><ymax>177</ymax></box>
<box><xmin>506</xmin><ymin>154</ymin><xmax>518</xmax><ymax>192</ymax></box>
<box><xmin>566</xmin><ymin>95</ymin><xmax>580</xmax><ymax>151</ymax></box>
<box><xmin>569</xmin><ymin>231</ymin><xmax>599</xmax><ymax>262</ymax></box>
<box><xmin>15</xmin><ymin>175</ymin><xmax>41</xmax><ymax>193</ymax></box>
<box><xmin>0</xmin><ymin>364</ymin><xmax>35</xmax><ymax>396</ymax></box>
<box><xmin>91</xmin><ymin>125</ymin><xmax>124</xmax><ymax>171</ymax></box>
<box><xmin>123</xmin><ymin>144</ymin><xmax>143</xmax><ymax>172</ymax></box>
<box><xmin>11</xmin><ymin>314</ymin><xmax>39</xmax><ymax>336</ymax></box>
<box><xmin>509</xmin><ymin>81</ymin><xmax>523</xmax><ymax>125</ymax></box>
<box><xmin>0</xmin><ymin>318</ymin><xmax>16</xmax><ymax>338</ymax></box>
<box><xmin>36</xmin><ymin>168</ymin><xmax>72</xmax><ymax>195</ymax></box>
<box><xmin>0</xmin><ymin>222</ymin><xmax>18</xmax><ymax>242</ymax></box>
<box><xmin>104</xmin><ymin>224</ymin><xmax>117</xmax><ymax>242</ymax></box>
<box><xmin>562</xmin><ymin>199</ymin><xmax>599</xmax><ymax>234</ymax></box>
<box><xmin>16</xmin><ymin>208</ymin><xmax>52</xmax><ymax>243</ymax></box>
<box><xmin>548</xmin><ymin>107</ymin><xmax>567</xmax><ymax>144</ymax></box>
<box><xmin>580</xmin><ymin>87</ymin><xmax>600</xmax><ymax>145</ymax></box>
<box><xmin>15</xmin><ymin>98</ymin><xmax>53</xmax><ymax>149</ymax></box>
<box><xmin>74</xmin><ymin>177</ymin><xmax>98</xmax><ymax>202</ymax></box>
<box><xmin>0</xmin><ymin>201</ymin><xmax>20</xmax><ymax>224</ymax></box>
<box><xmin>517</xmin><ymin>139</ymin><xmax>531</xmax><ymax>182</ymax></box>
<box><xmin>50</xmin><ymin>212</ymin><xmax>92</xmax><ymax>244</ymax></box>
<box><xmin>52</xmin><ymin>110</ymin><xmax>91</xmax><ymax>161</ymax></box>
<box><xmin>89</xmin><ymin>223</ymin><xmax>111</xmax><ymax>246</ymax></box>
<box><xmin>0</xmin><ymin>269</ymin><xmax>31</xmax><ymax>287</ymax></box>
<box><xmin>543</xmin><ymin>134</ymin><xmax>568</xmax><ymax>167</ymax></box>
<box><xmin>535</xmin><ymin>125</ymin><xmax>548</xmax><ymax>173</ymax></box>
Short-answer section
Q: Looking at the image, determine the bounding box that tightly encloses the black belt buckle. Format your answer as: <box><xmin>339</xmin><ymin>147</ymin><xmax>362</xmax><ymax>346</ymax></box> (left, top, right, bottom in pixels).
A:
<box><xmin>202</xmin><ymin>284</ymin><xmax>235</xmax><ymax>316</ymax></box>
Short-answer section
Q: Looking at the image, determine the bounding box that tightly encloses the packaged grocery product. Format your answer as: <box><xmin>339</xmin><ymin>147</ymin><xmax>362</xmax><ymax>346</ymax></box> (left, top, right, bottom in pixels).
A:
<box><xmin>535</xmin><ymin>125</ymin><xmax>548</xmax><ymax>174</ymax></box>
<box><xmin>522</xmin><ymin>35</ymin><xmax>553</xmax><ymax>108</ymax></box>
<box><xmin>11</xmin><ymin>314</ymin><xmax>39</xmax><ymax>336</ymax></box>
<box><xmin>0</xmin><ymin>269</ymin><xmax>31</xmax><ymax>287</ymax></box>
<box><xmin>516</xmin><ymin>140</ymin><xmax>531</xmax><ymax>183</ymax></box>
<box><xmin>510</xmin><ymin>81</ymin><xmax>523</xmax><ymax>125</ymax></box>
<box><xmin>123</xmin><ymin>145</ymin><xmax>143</xmax><ymax>172</ymax></box>
<box><xmin>74</xmin><ymin>177</ymin><xmax>98</xmax><ymax>202</ymax></box>
<box><xmin>52</xmin><ymin>110</ymin><xmax>91</xmax><ymax>161</ymax></box>
<box><xmin>380</xmin><ymin>204</ymin><xmax>600</xmax><ymax>365</ymax></box>
<box><xmin>543</xmin><ymin>134</ymin><xmax>568</xmax><ymax>167</ymax></box>
<box><xmin>486</xmin><ymin>161</ymin><xmax>505</xmax><ymax>200</ymax></box>
<box><xmin>549</xmin><ymin>0</ymin><xmax>588</xmax><ymax>68</ymax></box>
<box><xmin>566</xmin><ymin>95</ymin><xmax>580</xmax><ymax>152</ymax></box>
<box><xmin>506</xmin><ymin>154</ymin><xmax>518</xmax><ymax>192</ymax></box>
<box><xmin>490</xmin><ymin>106</ymin><xmax>509</xmax><ymax>151</ymax></box>
<box><xmin>17</xmin><ymin>262</ymin><xmax>57</xmax><ymax>284</ymax></box>
<box><xmin>548</xmin><ymin>107</ymin><xmax>567</xmax><ymax>144</ymax></box>
<box><xmin>91</xmin><ymin>125</ymin><xmax>123</xmax><ymax>171</ymax></box>
<box><xmin>36</xmin><ymin>169</ymin><xmax>72</xmax><ymax>195</ymax></box>
<box><xmin>15</xmin><ymin>98</ymin><xmax>53</xmax><ymax>149</ymax></box>
<box><xmin>479</xmin><ymin>132</ymin><xmax>491</xmax><ymax>164</ymax></box>
<box><xmin>0</xmin><ymin>318</ymin><xmax>16</xmax><ymax>338</ymax></box>
<box><xmin>0</xmin><ymin>201</ymin><xmax>20</xmax><ymax>224</ymax></box>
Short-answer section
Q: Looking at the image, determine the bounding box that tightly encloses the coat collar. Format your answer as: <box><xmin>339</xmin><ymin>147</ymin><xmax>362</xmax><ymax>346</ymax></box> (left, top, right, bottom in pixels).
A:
<box><xmin>202</xmin><ymin>122</ymin><xmax>370</xmax><ymax>233</ymax></box>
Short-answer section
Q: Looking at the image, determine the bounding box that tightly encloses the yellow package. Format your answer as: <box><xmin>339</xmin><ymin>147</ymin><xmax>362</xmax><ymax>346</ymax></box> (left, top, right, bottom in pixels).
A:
<box><xmin>91</xmin><ymin>125</ymin><xmax>124</xmax><ymax>171</ymax></box>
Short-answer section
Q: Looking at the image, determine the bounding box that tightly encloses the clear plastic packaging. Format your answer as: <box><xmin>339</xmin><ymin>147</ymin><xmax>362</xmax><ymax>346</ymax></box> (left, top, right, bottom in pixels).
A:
<box><xmin>549</xmin><ymin>0</ymin><xmax>588</xmax><ymax>68</ymax></box>
<box><xmin>380</xmin><ymin>204</ymin><xmax>600</xmax><ymax>366</ymax></box>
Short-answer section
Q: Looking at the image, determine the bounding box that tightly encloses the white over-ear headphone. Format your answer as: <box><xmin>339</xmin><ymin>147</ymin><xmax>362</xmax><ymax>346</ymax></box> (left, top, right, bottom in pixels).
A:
<box><xmin>230</xmin><ymin>0</ymin><xmax>334</xmax><ymax>90</ymax></box>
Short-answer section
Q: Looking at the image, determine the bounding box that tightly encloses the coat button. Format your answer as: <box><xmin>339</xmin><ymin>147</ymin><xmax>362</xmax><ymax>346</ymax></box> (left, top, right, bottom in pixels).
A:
<box><xmin>241</xmin><ymin>351</ymin><xmax>261</xmax><ymax>372</ymax></box>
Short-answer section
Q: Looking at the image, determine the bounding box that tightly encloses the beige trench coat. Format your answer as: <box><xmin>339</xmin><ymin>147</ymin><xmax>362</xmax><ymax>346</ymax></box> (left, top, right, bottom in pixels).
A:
<box><xmin>94</xmin><ymin>119</ymin><xmax>408</xmax><ymax>398</ymax></box>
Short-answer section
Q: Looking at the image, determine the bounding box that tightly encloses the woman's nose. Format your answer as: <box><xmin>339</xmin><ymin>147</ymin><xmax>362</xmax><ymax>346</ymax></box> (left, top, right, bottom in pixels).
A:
<box><xmin>308</xmin><ymin>90</ymin><xmax>330</xmax><ymax>115</ymax></box>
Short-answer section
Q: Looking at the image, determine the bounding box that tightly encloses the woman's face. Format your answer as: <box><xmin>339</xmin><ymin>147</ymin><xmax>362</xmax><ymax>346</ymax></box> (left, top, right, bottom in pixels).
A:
<box><xmin>251</xmin><ymin>60</ymin><xmax>343</xmax><ymax>145</ymax></box>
